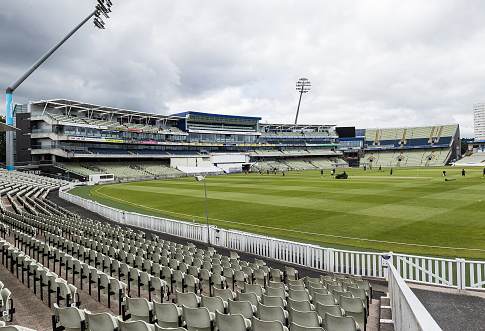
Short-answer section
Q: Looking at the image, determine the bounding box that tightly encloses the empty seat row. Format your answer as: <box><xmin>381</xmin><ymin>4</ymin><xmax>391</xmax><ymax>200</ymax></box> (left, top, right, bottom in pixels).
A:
<box><xmin>53</xmin><ymin>301</ymin><xmax>361</xmax><ymax>331</ymax></box>
<box><xmin>0</xmin><ymin>233</ymin><xmax>78</xmax><ymax>310</ymax></box>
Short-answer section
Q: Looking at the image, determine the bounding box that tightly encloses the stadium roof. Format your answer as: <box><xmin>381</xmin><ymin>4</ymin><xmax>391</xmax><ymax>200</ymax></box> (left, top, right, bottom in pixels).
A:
<box><xmin>172</xmin><ymin>111</ymin><xmax>261</xmax><ymax>121</ymax></box>
<box><xmin>31</xmin><ymin>99</ymin><xmax>186</xmax><ymax>121</ymax></box>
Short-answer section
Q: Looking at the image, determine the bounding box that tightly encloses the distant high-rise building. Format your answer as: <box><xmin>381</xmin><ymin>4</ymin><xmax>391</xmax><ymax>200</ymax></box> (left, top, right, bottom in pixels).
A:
<box><xmin>473</xmin><ymin>103</ymin><xmax>485</xmax><ymax>141</ymax></box>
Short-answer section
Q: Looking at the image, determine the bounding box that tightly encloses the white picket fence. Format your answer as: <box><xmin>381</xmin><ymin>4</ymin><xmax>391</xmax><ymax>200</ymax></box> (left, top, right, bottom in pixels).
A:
<box><xmin>387</xmin><ymin>261</ymin><xmax>442</xmax><ymax>331</ymax></box>
<box><xmin>59</xmin><ymin>184</ymin><xmax>485</xmax><ymax>291</ymax></box>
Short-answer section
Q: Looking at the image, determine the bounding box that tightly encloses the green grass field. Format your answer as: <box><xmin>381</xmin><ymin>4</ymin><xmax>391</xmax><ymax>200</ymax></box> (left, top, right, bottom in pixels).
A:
<box><xmin>70</xmin><ymin>167</ymin><xmax>485</xmax><ymax>260</ymax></box>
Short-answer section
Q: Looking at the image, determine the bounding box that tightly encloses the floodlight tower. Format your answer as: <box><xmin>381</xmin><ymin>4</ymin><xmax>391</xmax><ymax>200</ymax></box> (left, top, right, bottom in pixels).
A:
<box><xmin>294</xmin><ymin>78</ymin><xmax>311</xmax><ymax>125</ymax></box>
<box><xmin>4</xmin><ymin>0</ymin><xmax>114</xmax><ymax>170</ymax></box>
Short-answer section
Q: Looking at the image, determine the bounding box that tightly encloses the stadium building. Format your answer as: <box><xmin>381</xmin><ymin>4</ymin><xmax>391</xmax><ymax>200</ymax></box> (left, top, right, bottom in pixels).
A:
<box><xmin>9</xmin><ymin>98</ymin><xmax>460</xmax><ymax>180</ymax></box>
<box><xmin>358</xmin><ymin>125</ymin><xmax>460</xmax><ymax>168</ymax></box>
<box><xmin>453</xmin><ymin>103</ymin><xmax>485</xmax><ymax>166</ymax></box>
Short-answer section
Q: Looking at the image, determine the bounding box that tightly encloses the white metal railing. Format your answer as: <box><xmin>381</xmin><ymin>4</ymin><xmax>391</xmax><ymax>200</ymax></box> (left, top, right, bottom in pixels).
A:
<box><xmin>59</xmin><ymin>184</ymin><xmax>485</xmax><ymax>291</ymax></box>
<box><xmin>387</xmin><ymin>261</ymin><xmax>442</xmax><ymax>331</ymax></box>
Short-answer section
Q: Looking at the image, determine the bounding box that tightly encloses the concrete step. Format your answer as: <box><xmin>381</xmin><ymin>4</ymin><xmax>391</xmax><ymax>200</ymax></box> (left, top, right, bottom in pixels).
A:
<box><xmin>379</xmin><ymin>294</ymin><xmax>395</xmax><ymax>331</ymax></box>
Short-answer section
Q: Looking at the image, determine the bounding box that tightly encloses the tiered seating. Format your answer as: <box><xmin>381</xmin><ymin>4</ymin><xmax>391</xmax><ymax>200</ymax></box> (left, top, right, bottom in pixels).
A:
<box><xmin>364</xmin><ymin>125</ymin><xmax>458</xmax><ymax>148</ymax></box>
<box><xmin>0</xmin><ymin>171</ymin><xmax>374</xmax><ymax>331</ymax></box>
<box><xmin>59</xmin><ymin>163</ymin><xmax>101</xmax><ymax>177</ymax></box>
<box><xmin>251</xmin><ymin>150</ymin><xmax>285</xmax><ymax>157</ymax></box>
<box><xmin>60</xmin><ymin>162</ymin><xmax>184</xmax><ymax>180</ymax></box>
<box><xmin>252</xmin><ymin>161</ymin><xmax>290</xmax><ymax>172</ymax></box>
<box><xmin>281</xmin><ymin>150</ymin><xmax>310</xmax><ymax>156</ymax></box>
<box><xmin>10</xmin><ymin>209</ymin><xmax>369</xmax><ymax>331</ymax></box>
<box><xmin>0</xmin><ymin>227</ymin><xmax>15</xmax><ymax>324</ymax></box>
<box><xmin>454</xmin><ymin>153</ymin><xmax>485</xmax><ymax>166</ymax></box>
<box><xmin>307</xmin><ymin>159</ymin><xmax>331</xmax><ymax>169</ymax></box>
<box><xmin>252</xmin><ymin>157</ymin><xmax>348</xmax><ymax>172</ymax></box>
<box><xmin>93</xmin><ymin>163</ymin><xmax>152</xmax><ymax>180</ymax></box>
<box><xmin>139</xmin><ymin>163</ymin><xmax>183</xmax><ymax>177</ymax></box>
<box><xmin>360</xmin><ymin>148</ymin><xmax>451</xmax><ymax>167</ymax></box>
<box><xmin>283</xmin><ymin>160</ymin><xmax>316</xmax><ymax>171</ymax></box>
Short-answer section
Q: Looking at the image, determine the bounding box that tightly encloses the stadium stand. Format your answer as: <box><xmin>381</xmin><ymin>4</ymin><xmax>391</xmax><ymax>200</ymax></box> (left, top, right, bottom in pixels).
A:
<box><xmin>59</xmin><ymin>162</ymin><xmax>184</xmax><ymax>181</ymax></box>
<box><xmin>0</xmin><ymin>170</ymin><xmax>385</xmax><ymax>330</ymax></box>
<box><xmin>12</xmin><ymin>99</ymin><xmax>348</xmax><ymax>180</ymax></box>
<box><xmin>139</xmin><ymin>162</ymin><xmax>184</xmax><ymax>177</ymax></box>
<box><xmin>360</xmin><ymin>125</ymin><xmax>459</xmax><ymax>167</ymax></box>
<box><xmin>453</xmin><ymin>152</ymin><xmax>485</xmax><ymax>166</ymax></box>
<box><xmin>251</xmin><ymin>157</ymin><xmax>347</xmax><ymax>173</ymax></box>
<box><xmin>58</xmin><ymin>163</ymin><xmax>101</xmax><ymax>177</ymax></box>
<box><xmin>9</xmin><ymin>99</ymin><xmax>462</xmax><ymax>180</ymax></box>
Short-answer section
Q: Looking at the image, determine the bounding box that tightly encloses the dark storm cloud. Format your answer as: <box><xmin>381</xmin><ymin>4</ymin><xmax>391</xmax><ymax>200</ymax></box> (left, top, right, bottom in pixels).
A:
<box><xmin>1</xmin><ymin>0</ymin><xmax>485</xmax><ymax>135</ymax></box>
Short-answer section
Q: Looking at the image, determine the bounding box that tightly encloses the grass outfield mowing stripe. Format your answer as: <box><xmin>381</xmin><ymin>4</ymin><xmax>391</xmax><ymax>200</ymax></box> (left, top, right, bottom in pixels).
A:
<box><xmin>98</xmin><ymin>184</ymin><xmax>378</xmax><ymax>211</ymax></box>
<box><xmin>98</xmin><ymin>184</ymin><xmax>451</xmax><ymax>221</ymax></box>
<box><xmin>155</xmin><ymin>180</ymin><xmax>400</xmax><ymax>195</ymax></box>
<box><xmin>71</xmin><ymin>167</ymin><xmax>485</xmax><ymax>259</ymax></box>
<box><xmin>349</xmin><ymin>175</ymin><xmax>434</xmax><ymax>179</ymax></box>
<box><xmin>155</xmin><ymin>180</ymin><xmax>465</xmax><ymax>204</ymax></box>
<box><xmin>91</xmin><ymin>185</ymin><xmax>485</xmax><ymax>253</ymax></box>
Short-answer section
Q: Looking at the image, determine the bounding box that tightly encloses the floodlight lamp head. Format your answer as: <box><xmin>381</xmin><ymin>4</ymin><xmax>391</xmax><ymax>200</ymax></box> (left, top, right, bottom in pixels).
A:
<box><xmin>94</xmin><ymin>0</ymin><xmax>113</xmax><ymax>29</ymax></box>
<box><xmin>296</xmin><ymin>77</ymin><xmax>311</xmax><ymax>93</ymax></box>
<box><xmin>94</xmin><ymin>17</ymin><xmax>105</xmax><ymax>29</ymax></box>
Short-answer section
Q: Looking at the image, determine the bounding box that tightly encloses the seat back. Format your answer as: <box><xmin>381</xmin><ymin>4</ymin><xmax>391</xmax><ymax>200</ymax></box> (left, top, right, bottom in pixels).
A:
<box><xmin>119</xmin><ymin>320</ymin><xmax>153</xmax><ymax>331</ymax></box>
<box><xmin>265</xmin><ymin>287</ymin><xmax>286</xmax><ymax>299</ymax></box>
<box><xmin>287</xmin><ymin>298</ymin><xmax>312</xmax><ymax>311</ymax></box>
<box><xmin>257</xmin><ymin>303</ymin><xmax>286</xmax><ymax>325</ymax></box>
<box><xmin>288</xmin><ymin>308</ymin><xmax>320</xmax><ymax>328</ymax></box>
<box><xmin>332</xmin><ymin>289</ymin><xmax>353</xmax><ymax>304</ymax></box>
<box><xmin>252</xmin><ymin>317</ymin><xmax>286</xmax><ymax>331</ymax></box>
<box><xmin>201</xmin><ymin>295</ymin><xmax>225</xmax><ymax>314</ymax></box>
<box><xmin>228</xmin><ymin>300</ymin><xmax>254</xmax><ymax>319</ymax></box>
<box><xmin>0</xmin><ymin>288</ymin><xmax>11</xmax><ymax>310</ymax></box>
<box><xmin>213</xmin><ymin>288</ymin><xmax>235</xmax><ymax>302</ymax></box>
<box><xmin>86</xmin><ymin>311</ymin><xmax>118</xmax><ymax>331</ymax></box>
<box><xmin>153</xmin><ymin>302</ymin><xmax>180</xmax><ymax>328</ymax></box>
<box><xmin>55</xmin><ymin>304</ymin><xmax>85</xmax><ymax>330</ymax></box>
<box><xmin>289</xmin><ymin>322</ymin><xmax>324</xmax><ymax>331</ymax></box>
<box><xmin>287</xmin><ymin>279</ymin><xmax>304</xmax><ymax>287</ymax></box>
<box><xmin>237</xmin><ymin>292</ymin><xmax>259</xmax><ymax>306</ymax></box>
<box><xmin>347</xmin><ymin>287</ymin><xmax>367</xmax><ymax>305</ymax></box>
<box><xmin>284</xmin><ymin>267</ymin><xmax>298</xmax><ymax>281</ymax></box>
<box><xmin>244</xmin><ymin>284</ymin><xmax>264</xmax><ymax>297</ymax></box>
<box><xmin>154</xmin><ymin>324</ymin><xmax>187</xmax><ymax>331</ymax></box>
<box><xmin>315</xmin><ymin>303</ymin><xmax>343</xmax><ymax>318</ymax></box>
<box><xmin>313</xmin><ymin>293</ymin><xmax>336</xmax><ymax>306</ymax></box>
<box><xmin>127</xmin><ymin>297</ymin><xmax>151</xmax><ymax>321</ymax></box>
<box><xmin>185</xmin><ymin>275</ymin><xmax>199</xmax><ymax>292</ymax></box>
<box><xmin>323</xmin><ymin>314</ymin><xmax>357</xmax><ymax>331</ymax></box>
<box><xmin>339</xmin><ymin>297</ymin><xmax>365</xmax><ymax>330</ymax></box>
<box><xmin>176</xmin><ymin>291</ymin><xmax>199</xmax><ymax>308</ymax></box>
<box><xmin>288</xmin><ymin>285</ymin><xmax>305</xmax><ymax>291</ymax></box>
<box><xmin>182</xmin><ymin>306</ymin><xmax>212</xmax><ymax>331</ymax></box>
<box><xmin>262</xmin><ymin>295</ymin><xmax>286</xmax><ymax>308</ymax></box>
<box><xmin>215</xmin><ymin>311</ymin><xmax>249</xmax><ymax>331</ymax></box>
<box><xmin>288</xmin><ymin>290</ymin><xmax>310</xmax><ymax>302</ymax></box>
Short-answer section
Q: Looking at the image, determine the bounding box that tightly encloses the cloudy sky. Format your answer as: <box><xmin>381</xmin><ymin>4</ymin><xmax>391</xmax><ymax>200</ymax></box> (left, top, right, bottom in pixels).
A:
<box><xmin>1</xmin><ymin>1</ymin><xmax>485</xmax><ymax>136</ymax></box>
